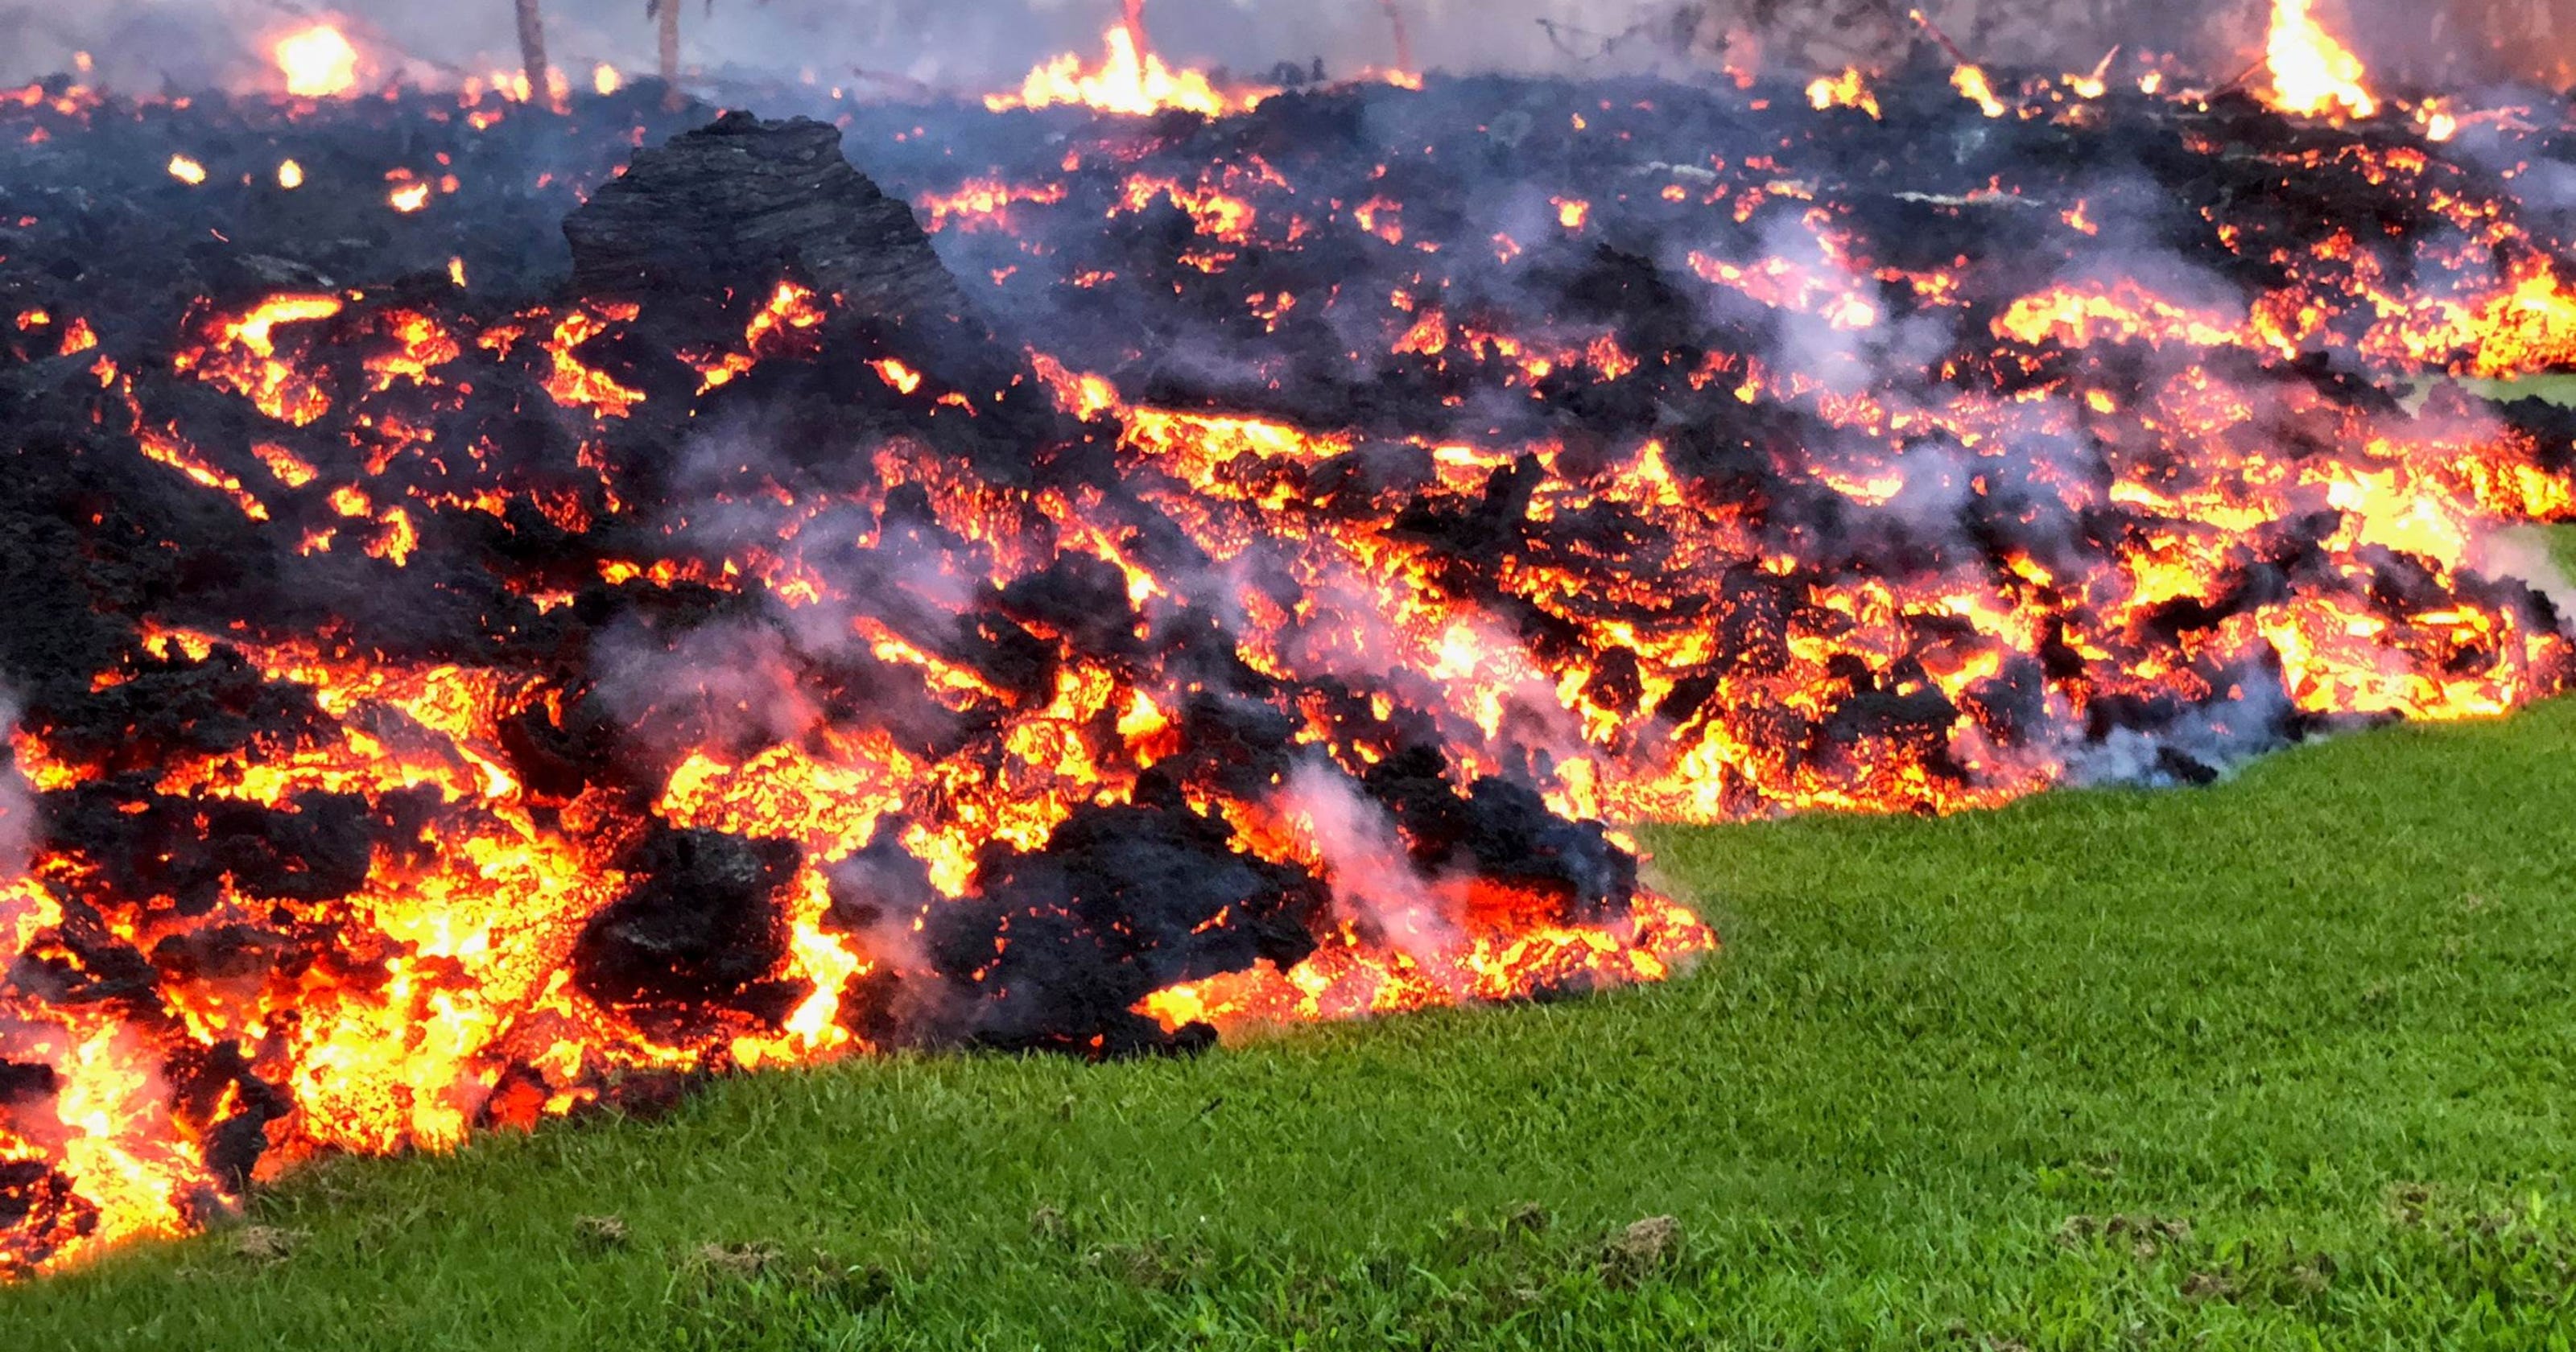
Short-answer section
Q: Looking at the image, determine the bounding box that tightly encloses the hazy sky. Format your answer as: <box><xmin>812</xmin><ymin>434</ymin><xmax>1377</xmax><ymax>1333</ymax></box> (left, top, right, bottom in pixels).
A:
<box><xmin>0</xmin><ymin>0</ymin><xmax>1656</xmax><ymax>92</ymax></box>
<box><xmin>4</xmin><ymin>1</ymin><xmax>2531</xmax><ymax>96</ymax></box>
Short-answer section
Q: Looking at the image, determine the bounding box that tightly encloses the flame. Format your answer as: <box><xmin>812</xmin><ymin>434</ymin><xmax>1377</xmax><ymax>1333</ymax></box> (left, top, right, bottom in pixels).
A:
<box><xmin>2263</xmin><ymin>0</ymin><xmax>2376</xmax><ymax>119</ymax></box>
<box><xmin>166</xmin><ymin>155</ymin><xmax>205</xmax><ymax>186</ymax></box>
<box><xmin>275</xmin><ymin>159</ymin><xmax>304</xmax><ymax>190</ymax></box>
<box><xmin>986</xmin><ymin>26</ymin><xmax>1271</xmax><ymax>118</ymax></box>
<box><xmin>273</xmin><ymin>24</ymin><xmax>361</xmax><ymax>101</ymax></box>
<box><xmin>1806</xmin><ymin>68</ymin><xmax>1880</xmax><ymax>118</ymax></box>
<box><xmin>1952</xmin><ymin>65</ymin><xmax>2008</xmax><ymax>117</ymax></box>
<box><xmin>870</xmin><ymin>357</ymin><xmax>924</xmax><ymax>394</ymax></box>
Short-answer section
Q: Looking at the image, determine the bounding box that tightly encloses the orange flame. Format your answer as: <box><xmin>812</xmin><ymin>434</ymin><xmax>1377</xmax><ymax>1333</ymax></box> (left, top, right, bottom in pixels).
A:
<box><xmin>985</xmin><ymin>26</ymin><xmax>1270</xmax><ymax>118</ymax></box>
<box><xmin>2263</xmin><ymin>0</ymin><xmax>2376</xmax><ymax>118</ymax></box>
<box><xmin>1952</xmin><ymin>65</ymin><xmax>2007</xmax><ymax>117</ymax></box>
<box><xmin>273</xmin><ymin>24</ymin><xmax>361</xmax><ymax>101</ymax></box>
<box><xmin>1806</xmin><ymin>68</ymin><xmax>1880</xmax><ymax>118</ymax></box>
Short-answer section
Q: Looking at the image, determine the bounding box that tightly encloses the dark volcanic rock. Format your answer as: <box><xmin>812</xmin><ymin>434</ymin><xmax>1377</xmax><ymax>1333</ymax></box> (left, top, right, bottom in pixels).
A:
<box><xmin>564</xmin><ymin>111</ymin><xmax>972</xmax><ymax>342</ymax></box>
<box><xmin>572</xmin><ymin>828</ymin><xmax>800</xmax><ymax>1017</ymax></box>
<box><xmin>562</xmin><ymin>109</ymin><xmax>1061</xmax><ymax>467</ymax></box>
<box><xmin>927</xmin><ymin>794</ymin><xmax>1327</xmax><ymax>1057</ymax></box>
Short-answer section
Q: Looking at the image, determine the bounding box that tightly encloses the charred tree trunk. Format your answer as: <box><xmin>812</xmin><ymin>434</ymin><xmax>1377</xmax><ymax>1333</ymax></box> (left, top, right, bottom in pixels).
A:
<box><xmin>514</xmin><ymin>0</ymin><xmax>550</xmax><ymax>104</ymax></box>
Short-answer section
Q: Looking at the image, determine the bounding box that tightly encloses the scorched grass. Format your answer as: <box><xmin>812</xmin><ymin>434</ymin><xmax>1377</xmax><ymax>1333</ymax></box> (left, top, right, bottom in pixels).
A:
<box><xmin>8</xmin><ymin>690</ymin><xmax>2576</xmax><ymax>1349</ymax></box>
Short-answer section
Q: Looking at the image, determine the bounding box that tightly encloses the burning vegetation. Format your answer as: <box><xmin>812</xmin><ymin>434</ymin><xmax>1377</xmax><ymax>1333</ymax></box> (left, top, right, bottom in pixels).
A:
<box><xmin>0</xmin><ymin>0</ymin><xmax>2573</xmax><ymax>1284</ymax></box>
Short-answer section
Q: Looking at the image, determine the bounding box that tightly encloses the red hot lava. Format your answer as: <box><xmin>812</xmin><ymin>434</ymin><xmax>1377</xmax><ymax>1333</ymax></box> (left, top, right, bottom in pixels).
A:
<box><xmin>0</xmin><ymin>9</ymin><xmax>2573</xmax><ymax>1277</ymax></box>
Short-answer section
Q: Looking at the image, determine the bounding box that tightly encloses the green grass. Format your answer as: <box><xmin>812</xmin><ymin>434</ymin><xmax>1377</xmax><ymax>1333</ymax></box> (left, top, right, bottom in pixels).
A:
<box><xmin>7</xmin><ymin>700</ymin><xmax>2575</xmax><ymax>1348</ymax></box>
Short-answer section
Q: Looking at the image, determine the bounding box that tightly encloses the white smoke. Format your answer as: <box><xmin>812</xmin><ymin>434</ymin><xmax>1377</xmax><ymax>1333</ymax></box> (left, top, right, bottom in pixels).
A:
<box><xmin>0</xmin><ymin>694</ymin><xmax>35</xmax><ymax>885</ymax></box>
<box><xmin>1278</xmin><ymin>759</ymin><xmax>1463</xmax><ymax>958</ymax></box>
<box><xmin>2066</xmin><ymin>674</ymin><xmax>2295</xmax><ymax>787</ymax></box>
<box><xmin>0</xmin><ymin>693</ymin><xmax>43</xmax><ymax>977</ymax></box>
<box><xmin>2474</xmin><ymin>526</ymin><xmax>2576</xmax><ymax>618</ymax></box>
<box><xmin>593</xmin><ymin>617</ymin><xmax>826</xmax><ymax>760</ymax></box>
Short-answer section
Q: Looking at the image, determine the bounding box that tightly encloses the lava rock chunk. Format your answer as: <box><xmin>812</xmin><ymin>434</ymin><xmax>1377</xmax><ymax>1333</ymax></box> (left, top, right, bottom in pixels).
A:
<box><xmin>572</xmin><ymin>828</ymin><xmax>802</xmax><ymax>1018</ymax></box>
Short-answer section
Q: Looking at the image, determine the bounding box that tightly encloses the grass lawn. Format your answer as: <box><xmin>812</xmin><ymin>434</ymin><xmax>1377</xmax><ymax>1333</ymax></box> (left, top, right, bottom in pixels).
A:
<box><xmin>3</xmin><ymin>689</ymin><xmax>2571</xmax><ymax>1350</ymax></box>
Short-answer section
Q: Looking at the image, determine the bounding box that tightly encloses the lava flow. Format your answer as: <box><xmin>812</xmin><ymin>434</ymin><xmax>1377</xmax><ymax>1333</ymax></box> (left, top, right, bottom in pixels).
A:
<box><xmin>2</xmin><ymin>0</ymin><xmax>2575</xmax><ymax>1283</ymax></box>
